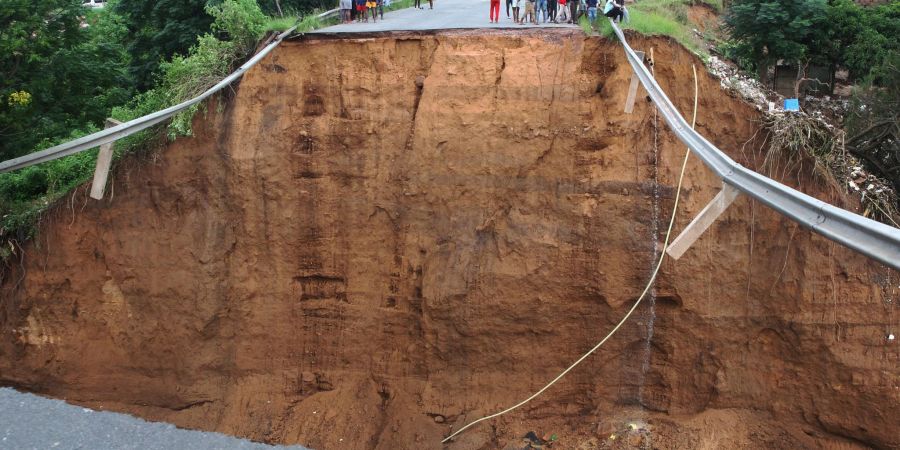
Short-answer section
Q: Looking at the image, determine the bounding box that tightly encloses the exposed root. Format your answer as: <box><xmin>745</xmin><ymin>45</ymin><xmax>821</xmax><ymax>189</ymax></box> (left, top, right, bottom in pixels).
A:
<box><xmin>761</xmin><ymin>112</ymin><xmax>838</xmax><ymax>183</ymax></box>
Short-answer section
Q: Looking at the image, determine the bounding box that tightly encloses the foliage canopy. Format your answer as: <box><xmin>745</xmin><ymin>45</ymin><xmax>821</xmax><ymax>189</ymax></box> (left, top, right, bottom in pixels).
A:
<box><xmin>724</xmin><ymin>0</ymin><xmax>900</xmax><ymax>85</ymax></box>
<box><xmin>0</xmin><ymin>0</ymin><xmax>134</xmax><ymax>162</ymax></box>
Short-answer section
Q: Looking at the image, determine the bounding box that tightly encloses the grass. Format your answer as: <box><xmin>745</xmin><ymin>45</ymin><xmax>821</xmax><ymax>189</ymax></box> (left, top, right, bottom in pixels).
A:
<box><xmin>589</xmin><ymin>0</ymin><xmax>715</xmax><ymax>57</ymax></box>
<box><xmin>579</xmin><ymin>15</ymin><xmax>593</xmax><ymax>35</ymax></box>
<box><xmin>263</xmin><ymin>9</ymin><xmax>340</xmax><ymax>32</ymax></box>
<box><xmin>263</xmin><ymin>11</ymin><xmax>330</xmax><ymax>32</ymax></box>
<box><xmin>386</xmin><ymin>0</ymin><xmax>415</xmax><ymax>13</ymax></box>
<box><xmin>263</xmin><ymin>15</ymin><xmax>300</xmax><ymax>32</ymax></box>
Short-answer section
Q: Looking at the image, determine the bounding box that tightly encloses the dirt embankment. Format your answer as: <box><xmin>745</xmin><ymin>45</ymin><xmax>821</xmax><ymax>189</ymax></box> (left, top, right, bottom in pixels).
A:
<box><xmin>1</xmin><ymin>30</ymin><xmax>897</xmax><ymax>449</ymax></box>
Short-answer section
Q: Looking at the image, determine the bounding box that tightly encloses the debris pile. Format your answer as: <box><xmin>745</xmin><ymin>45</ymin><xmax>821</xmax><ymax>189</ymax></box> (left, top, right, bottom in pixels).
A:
<box><xmin>706</xmin><ymin>56</ymin><xmax>772</xmax><ymax>110</ymax></box>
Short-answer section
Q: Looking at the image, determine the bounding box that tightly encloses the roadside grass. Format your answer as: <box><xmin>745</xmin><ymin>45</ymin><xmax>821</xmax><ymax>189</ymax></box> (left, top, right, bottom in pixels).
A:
<box><xmin>263</xmin><ymin>9</ymin><xmax>337</xmax><ymax>32</ymax></box>
<box><xmin>263</xmin><ymin>15</ymin><xmax>299</xmax><ymax>31</ymax></box>
<box><xmin>386</xmin><ymin>0</ymin><xmax>415</xmax><ymax>13</ymax></box>
<box><xmin>579</xmin><ymin>15</ymin><xmax>593</xmax><ymax>35</ymax></box>
<box><xmin>591</xmin><ymin>0</ymin><xmax>716</xmax><ymax>57</ymax></box>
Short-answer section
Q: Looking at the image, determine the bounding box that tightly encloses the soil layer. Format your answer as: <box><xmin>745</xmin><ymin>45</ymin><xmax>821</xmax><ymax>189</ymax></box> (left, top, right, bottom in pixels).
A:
<box><xmin>1</xmin><ymin>30</ymin><xmax>897</xmax><ymax>449</ymax></box>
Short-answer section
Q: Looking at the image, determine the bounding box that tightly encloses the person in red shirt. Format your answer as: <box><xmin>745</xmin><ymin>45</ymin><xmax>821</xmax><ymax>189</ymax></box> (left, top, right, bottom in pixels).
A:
<box><xmin>490</xmin><ymin>0</ymin><xmax>500</xmax><ymax>22</ymax></box>
<box><xmin>556</xmin><ymin>0</ymin><xmax>568</xmax><ymax>23</ymax></box>
<box><xmin>356</xmin><ymin>0</ymin><xmax>367</xmax><ymax>22</ymax></box>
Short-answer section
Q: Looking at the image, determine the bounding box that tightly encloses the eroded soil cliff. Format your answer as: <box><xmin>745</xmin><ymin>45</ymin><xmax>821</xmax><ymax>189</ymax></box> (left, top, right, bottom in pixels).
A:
<box><xmin>1</xmin><ymin>30</ymin><xmax>897</xmax><ymax>449</ymax></box>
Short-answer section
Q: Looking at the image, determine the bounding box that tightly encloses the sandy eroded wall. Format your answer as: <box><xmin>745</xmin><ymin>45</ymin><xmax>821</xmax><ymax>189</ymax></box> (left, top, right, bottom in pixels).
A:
<box><xmin>1</xmin><ymin>31</ymin><xmax>897</xmax><ymax>449</ymax></box>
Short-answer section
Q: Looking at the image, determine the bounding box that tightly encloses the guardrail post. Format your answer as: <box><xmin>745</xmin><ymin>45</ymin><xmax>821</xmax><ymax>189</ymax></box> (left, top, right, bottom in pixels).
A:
<box><xmin>90</xmin><ymin>118</ymin><xmax>122</xmax><ymax>200</ymax></box>
<box><xmin>624</xmin><ymin>51</ymin><xmax>646</xmax><ymax>114</ymax></box>
<box><xmin>666</xmin><ymin>182</ymin><xmax>741</xmax><ymax>260</ymax></box>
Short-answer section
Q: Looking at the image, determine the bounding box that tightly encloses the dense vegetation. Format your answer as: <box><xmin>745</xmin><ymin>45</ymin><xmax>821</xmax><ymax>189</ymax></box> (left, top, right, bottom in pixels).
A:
<box><xmin>724</xmin><ymin>0</ymin><xmax>899</xmax><ymax>87</ymax></box>
<box><xmin>0</xmin><ymin>0</ymin><xmax>134</xmax><ymax>162</ymax></box>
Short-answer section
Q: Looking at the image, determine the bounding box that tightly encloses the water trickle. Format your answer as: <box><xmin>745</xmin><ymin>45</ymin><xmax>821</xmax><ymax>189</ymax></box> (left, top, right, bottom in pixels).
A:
<box><xmin>637</xmin><ymin>92</ymin><xmax>661</xmax><ymax>412</ymax></box>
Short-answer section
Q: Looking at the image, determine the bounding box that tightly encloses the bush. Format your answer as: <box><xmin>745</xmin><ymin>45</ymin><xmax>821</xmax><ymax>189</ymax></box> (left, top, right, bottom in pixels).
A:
<box><xmin>208</xmin><ymin>0</ymin><xmax>268</xmax><ymax>51</ymax></box>
<box><xmin>0</xmin><ymin>126</ymin><xmax>100</xmax><ymax>240</ymax></box>
<box><xmin>114</xmin><ymin>0</ymin><xmax>269</xmax><ymax>140</ymax></box>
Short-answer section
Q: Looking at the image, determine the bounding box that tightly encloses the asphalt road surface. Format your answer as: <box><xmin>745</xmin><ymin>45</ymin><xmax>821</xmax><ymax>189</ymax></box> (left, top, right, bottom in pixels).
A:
<box><xmin>314</xmin><ymin>0</ymin><xmax>579</xmax><ymax>32</ymax></box>
<box><xmin>0</xmin><ymin>388</ymin><xmax>308</xmax><ymax>450</ymax></box>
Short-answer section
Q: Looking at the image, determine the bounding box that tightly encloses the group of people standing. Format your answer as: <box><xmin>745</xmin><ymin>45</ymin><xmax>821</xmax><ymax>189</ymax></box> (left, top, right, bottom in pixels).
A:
<box><xmin>338</xmin><ymin>0</ymin><xmax>392</xmax><ymax>23</ymax></box>
<box><xmin>340</xmin><ymin>0</ymin><xmax>436</xmax><ymax>23</ymax></box>
<box><xmin>338</xmin><ymin>0</ymin><xmax>626</xmax><ymax>26</ymax></box>
<box><xmin>496</xmin><ymin>0</ymin><xmax>626</xmax><ymax>25</ymax></box>
<box><xmin>500</xmin><ymin>0</ymin><xmax>568</xmax><ymax>24</ymax></box>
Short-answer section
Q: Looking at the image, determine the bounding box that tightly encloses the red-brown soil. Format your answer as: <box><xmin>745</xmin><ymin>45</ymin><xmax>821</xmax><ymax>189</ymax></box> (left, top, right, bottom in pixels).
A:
<box><xmin>1</xmin><ymin>30</ymin><xmax>897</xmax><ymax>449</ymax></box>
<box><xmin>687</xmin><ymin>4</ymin><xmax>719</xmax><ymax>32</ymax></box>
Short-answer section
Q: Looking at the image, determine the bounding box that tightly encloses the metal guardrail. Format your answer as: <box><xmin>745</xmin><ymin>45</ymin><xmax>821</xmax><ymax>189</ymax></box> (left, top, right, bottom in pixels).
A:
<box><xmin>0</xmin><ymin>9</ymin><xmax>339</xmax><ymax>174</ymax></box>
<box><xmin>609</xmin><ymin>21</ymin><xmax>900</xmax><ymax>270</ymax></box>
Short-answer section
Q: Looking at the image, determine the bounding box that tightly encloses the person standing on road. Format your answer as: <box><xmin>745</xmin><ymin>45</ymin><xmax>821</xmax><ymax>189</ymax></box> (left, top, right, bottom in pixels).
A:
<box><xmin>414</xmin><ymin>0</ymin><xmax>421</xmax><ymax>9</ymax></box>
<box><xmin>490</xmin><ymin>0</ymin><xmax>500</xmax><ymax>22</ymax></box>
<box><xmin>513</xmin><ymin>0</ymin><xmax>521</xmax><ymax>24</ymax></box>
<box><xmin>547</xmin><ymin>0</ymin><xmax>557</xmax><ymax>22</ymax></box>
<box><xmin>340</xmin><ymin>0</ymin><xmax>352</xmax><ymax>23</ymax></box>
<box><xmin>506</xmin><ymin>0</ymin><xmax>513</xmax><ymax>18</ymax></box>
<box><xmin>356</xmin><ymin>0</ymin><xmax>367</xmax><ymax>22</ymax></box>
<box><xmin>556</xmin><ymin>0</ymin><xmax>568</xmax><ymax>23</ymax></box>
<box><xmin>428</xmin><ymin>0</ymin><xmax>433</xmax><ymax>9</ymax></box>
<box><xmin>568</xmin><ymin>0</ymin><xmax>578</xmax><ymax>23</ymax></box>
<box><xmin>586</xmin><ymin>0</ymin><xmax>598</xmax><ymax>26</ymax></box>
<box><xmin>536</xmin><ymin>0</ymin><xmax>547</xmax><ymax>23</ymax></box>
<box><xmin>367</xmin><ymin>0</ymin><xmax>378</xmax><ymax>21</ymax></box>
<box><xmin>523</xmin><ymin>0</ymin><xmax>536</xmax><ymax>24</ymax></box>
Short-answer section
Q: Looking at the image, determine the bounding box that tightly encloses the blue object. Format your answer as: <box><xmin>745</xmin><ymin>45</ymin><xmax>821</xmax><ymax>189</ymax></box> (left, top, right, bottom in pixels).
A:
<box><xmin>784</xmin><ymin>98</ymin><xmax>800</xmax><ymax>111</ymax></box>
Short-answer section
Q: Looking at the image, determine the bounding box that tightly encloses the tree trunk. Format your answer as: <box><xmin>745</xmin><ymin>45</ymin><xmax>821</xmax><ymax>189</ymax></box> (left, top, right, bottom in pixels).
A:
<box><xmin>758</xmin><ymin>60</ymin><xmax>768</xmax><ymax>87</ymax></box>
<box><xmin>794</xmin><ymin>62</ymin><xmax>805</xmax><ymax>99</ymax></box>
<box><xmin>275</xmin><ymin>0</ymin><xmax>284</xmax><ymax>17</ymax></box>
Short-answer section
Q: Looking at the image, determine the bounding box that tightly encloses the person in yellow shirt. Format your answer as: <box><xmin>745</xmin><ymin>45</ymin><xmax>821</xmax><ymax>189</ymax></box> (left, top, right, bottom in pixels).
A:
<box><xmin>367</xmin><ymin>0</ymin><xmax>378</xmax><ymax>21</ymax></box>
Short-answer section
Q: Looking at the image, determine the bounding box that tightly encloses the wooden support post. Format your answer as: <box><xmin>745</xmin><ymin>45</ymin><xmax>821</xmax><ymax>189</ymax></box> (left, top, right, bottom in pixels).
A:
<box><xmin>624</xmin><ymin>51</ymin><xmax>646</xmax><ymax>114</ymax></box>
<box><xmin>666</xmin><ymin>183</ymin><xmax>741</xmax><ymax>260</ymax></box>
<box><xmin>90</xmin><ymin>118</ymin><xmax>122</xmax><ymax>200</ymax></box>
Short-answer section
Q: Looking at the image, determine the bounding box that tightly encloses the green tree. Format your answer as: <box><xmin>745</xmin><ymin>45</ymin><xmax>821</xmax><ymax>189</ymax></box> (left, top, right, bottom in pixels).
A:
<box><xmin>724</xmin><ymin>0</ymin><xmax>828</xmax><ymax>82</ymax></box>
<box><xmin>0</xmin><ymin>0</ymin><xmax>133</xmax><ymax>162</ymax></box>
<box><xmin>115</xmin><ymin>0</ymin><xmax>215</xmax><ymax>91</ymax></box>
<box><xmin>845</xmin><ymin>2</ymin><xmax>899</xmax><ymax>84</ymax></box>
<box><xmin>813</xmin><ymin>0</ymin><xmax>898</xmax><ymax>83</ymax></box>
<box><xmin>813</xmin><ymin>0</ymin><xmax>864</xmax><ymax>69</ymax></box>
